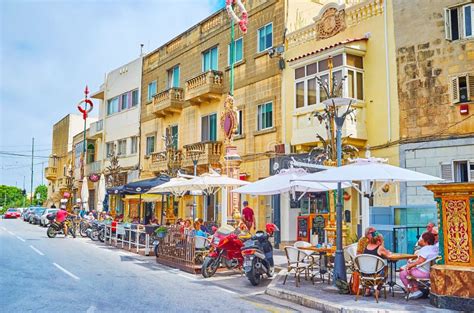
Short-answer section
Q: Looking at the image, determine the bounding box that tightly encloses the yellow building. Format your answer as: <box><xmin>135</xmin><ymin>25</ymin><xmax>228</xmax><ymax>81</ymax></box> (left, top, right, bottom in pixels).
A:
<box><xmin>282</xmin><ymin>0</ymin><xmax>400</xmax><ymax>243</ymax></box>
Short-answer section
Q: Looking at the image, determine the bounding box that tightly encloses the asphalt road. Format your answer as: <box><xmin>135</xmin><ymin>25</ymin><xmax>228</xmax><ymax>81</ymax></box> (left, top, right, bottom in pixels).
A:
<box><xmin>0</xmin><ymin>218</ymin><xmax>314</xmax><ymax>313</ymax></box>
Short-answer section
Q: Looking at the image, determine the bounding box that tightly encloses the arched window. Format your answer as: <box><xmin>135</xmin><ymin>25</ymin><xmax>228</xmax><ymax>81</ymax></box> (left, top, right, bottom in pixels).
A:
<box><xmin>87</xmin><ymin>143</ymin><xmax>95</xmax><ymax>163</ymax></box>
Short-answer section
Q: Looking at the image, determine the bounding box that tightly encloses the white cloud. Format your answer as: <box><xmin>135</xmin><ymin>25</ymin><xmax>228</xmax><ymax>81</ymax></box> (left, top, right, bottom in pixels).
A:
<box><xmin>0</xmin><ymin>0</ymin><xmax>217</xmax><ymax>186</ymax></box>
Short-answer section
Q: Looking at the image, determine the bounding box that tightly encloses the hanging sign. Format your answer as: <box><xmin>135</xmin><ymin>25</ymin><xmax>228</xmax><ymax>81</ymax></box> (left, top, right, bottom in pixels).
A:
<box><xmin>89</xmin><ymin>173</ymin><xmax>100</xmax><ymax>182</ymax></box>
<box><xmin>226</xmin><ymin>0</ymin><xmax>248</xmax><ymax>33</ymax></box>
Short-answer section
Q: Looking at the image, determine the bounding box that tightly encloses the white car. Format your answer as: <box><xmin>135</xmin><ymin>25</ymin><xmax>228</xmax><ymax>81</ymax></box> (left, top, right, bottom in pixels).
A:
<box><xmin>40</xmin><ymin>209</ymin><xmax>58</xmax><ymax>227</ymax></box>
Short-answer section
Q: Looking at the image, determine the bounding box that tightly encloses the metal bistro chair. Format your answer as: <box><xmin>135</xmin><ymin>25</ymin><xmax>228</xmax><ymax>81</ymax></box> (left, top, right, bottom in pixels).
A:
<box><xmin>294</xmin><ymin>241</ymin><xmax>321</xmax><ymax>282</ymax></box>
<box><xmin>354</xmin><ymin>254</ymin><xmax>388</xmax><ymax>303</ymax></box>
<box><xmin>284</xmin><ymin>246</ymin><xmax>311</xmax><ymax>287</ymax></box>
<box><xmin>344</xmin><ymin>243</ymin><xmax>358</xmax><ymax>273</ymax></box>
<box><xmin>405</xmin><ymin>255</ymin><xmax>440</xmax><ymax>301</ymax></box>
<box><xmin>194</xmin><ymin>236</ymin><xmax>211</xmax><ymax>265</ymax></box>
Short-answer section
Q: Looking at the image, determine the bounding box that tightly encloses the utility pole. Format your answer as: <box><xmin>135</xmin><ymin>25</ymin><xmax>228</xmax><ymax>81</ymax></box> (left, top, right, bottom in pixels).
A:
<box><xmin>23</xmin><ymin>176</ymin><xmax>26</xmax><ymax>208</ymax></box>
<box><xmin>30</xmin><ymin>137</ymin><xmax>34</xmax><ymax>205</ymax></box>
<box><xmin>41</xmin><ymin>162</ymin><xmax>44</xmax><ymax>185</ymax></box>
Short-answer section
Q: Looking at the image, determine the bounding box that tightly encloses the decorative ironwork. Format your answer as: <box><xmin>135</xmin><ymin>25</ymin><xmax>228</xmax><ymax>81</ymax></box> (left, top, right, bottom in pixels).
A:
<box><xmin>444</xmin><ymin>198</ymin><xmax>471</xmax><ymax>265</ymax></box>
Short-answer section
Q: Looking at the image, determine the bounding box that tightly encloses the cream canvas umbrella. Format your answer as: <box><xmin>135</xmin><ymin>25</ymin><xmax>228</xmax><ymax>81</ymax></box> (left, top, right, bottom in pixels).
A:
<box><xmin>81</xmin><ymin>177</ymin><xmax>89</xmax><ymax>212</ymax></box>
<box><xmin>96</xmin><ymin>174</ymin><xmax>106</xmax><ymax>213</ymax></box>
<box><xmin>147</xmin><ymin>177</ymin><xmax>192</xmax><ymax>197</ymax></box>
<box><xmin>185</xmin><ymin>171</ymin><xmax>249</xmax><ymax>195</ymax></box>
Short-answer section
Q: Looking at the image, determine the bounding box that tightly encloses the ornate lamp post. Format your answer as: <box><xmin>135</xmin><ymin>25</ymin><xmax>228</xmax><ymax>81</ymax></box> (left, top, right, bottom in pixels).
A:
<box><xmin>314</xmin><ymin>57</ymin><xmax>357</xmax><ymax>283</ymax></box>
<box><xmin>77</xmin><ymin>85</ymin><xmax>93</xmax><ymax>180</ymax></box>
<box><xmin>188</xmin><ymin>149</ymin><xmax>203</xmax><ymax>220</ymax></box>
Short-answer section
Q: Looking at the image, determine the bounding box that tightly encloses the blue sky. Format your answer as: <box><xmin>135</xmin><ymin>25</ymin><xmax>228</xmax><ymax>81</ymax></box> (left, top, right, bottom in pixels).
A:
<box><xmin>0</xmin><ymin>0</ymin><xmax>224</xmax><ymax>190</ymax></box>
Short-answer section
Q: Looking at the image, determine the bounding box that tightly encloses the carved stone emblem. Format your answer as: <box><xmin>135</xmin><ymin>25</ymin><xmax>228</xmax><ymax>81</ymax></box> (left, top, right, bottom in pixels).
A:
<box><xmin>316</xmin><ymin>7</ymin><xmax>345</xmax><ymax>40</ymax></box>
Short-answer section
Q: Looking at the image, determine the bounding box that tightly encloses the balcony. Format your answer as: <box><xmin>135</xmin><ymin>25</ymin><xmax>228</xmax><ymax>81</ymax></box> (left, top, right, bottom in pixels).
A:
<box><xmin>85</xmin><ymin>161</ymin><xmax>101</xmax><ymax>175</ymax></box>
<box><xmin>150</xmin><ymin>150</ymin><xmax>183</xmax><ymax>173</ymax></box>
<box><xmin>185</xmin><ymin>70</ymin><xmax>224</xmax><ymax>104</ymax></box>
<box><xmin>182</xmin><ymin>141</ymin><xmax>222</xmax><ymax>169</ymax></box>
<box><xmin>153</xmin><ymin>88</ymin><xmax>185</xmax><ymax>117</ymax></box>
<box><xmin>89</xmin><ymin>120</ymin><xmax>103</xmax><ymax>139</ymax></box>
<box><xmin>45</xmin><ymin>166</ymin><xmax>57</xmax><ymax>181</ymax></box>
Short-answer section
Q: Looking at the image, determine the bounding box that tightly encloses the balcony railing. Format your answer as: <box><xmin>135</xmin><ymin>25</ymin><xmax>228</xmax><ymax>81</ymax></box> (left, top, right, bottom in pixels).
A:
<box><xmin>150</xmin><ymin>150</ymin><xmax>183</xmax><ymax>173</ymax></box>
<box><xmin>89</xmin><ymin>120</ymin><xmax>104</xmax><ymax>138</ymax></box>
<box><xmin>45</xmin><ymin>166</ymin><xmax>57</xmax><ymax>181</ymax></box>
<box><xmin>85</xmin><ymin>161</ymin><xmax>101</xmax><ymax>175</ymax></box>
<box><xmin>185</xmin><ymin>71</ymin><xmax>224</xmax><ymax>104</ymax></box>
<box><xmin>153</xmin><ymin>88</ymin><xmax>185</xmax><ymax>117</ymax></box>
<box><xmin>182</xmin><ymin>141</ymin><xmax>222</xmax><ymax>169</ymax></box>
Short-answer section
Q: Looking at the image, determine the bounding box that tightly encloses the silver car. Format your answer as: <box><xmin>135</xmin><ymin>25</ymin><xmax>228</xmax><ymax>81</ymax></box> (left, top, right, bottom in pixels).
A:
<box><xmin>40</xmin><ymin>208</ymin><xmax>58</xmax><ymax>227</ymax></box>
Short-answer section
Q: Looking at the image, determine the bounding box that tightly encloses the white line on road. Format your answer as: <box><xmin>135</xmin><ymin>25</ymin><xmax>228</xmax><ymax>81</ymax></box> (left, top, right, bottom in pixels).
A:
<box><xmin>16</xmin><ymin>235</ymin><xmax>26</xmax><ymax>242</ymax></box>
<box><xmin>0</xmin><ymin>227</ymin><xmax>6</xmax><ymax>231</ymax></box>
<box><xmin>214</xmin><ymin>286</ymin><xmax>237</xmax><ymax>295</ymax></box>
<box><xmin>7</xmin><ymin>230</ymin><xmax>14</xmax><ymax>235</ymax></box>
<box><xmin>29</xmin><ymin>245</ymin><xmax>45</xmax><ymax>256</ymax></box>
<box><xmin>177</xmin><ymin>273</ymin><xmax>197</xmax><ymax>280</ymax></box>
<box><xmin>53</xmin><ymin>263</ymin><xmax>80</xmax><ymax>280</ymax></box>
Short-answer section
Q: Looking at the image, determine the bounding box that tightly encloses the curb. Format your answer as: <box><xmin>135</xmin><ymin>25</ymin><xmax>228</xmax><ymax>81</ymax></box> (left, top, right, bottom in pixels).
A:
<box><xmin>265</xmin><ymin>273</ymin><xmax>390</xmax><ymax>313</ymax></box>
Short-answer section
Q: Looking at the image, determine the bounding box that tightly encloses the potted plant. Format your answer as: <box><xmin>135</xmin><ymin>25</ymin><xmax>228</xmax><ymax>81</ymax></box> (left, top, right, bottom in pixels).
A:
<box><xmin>154</xmin><ymin>226</ymin><xmax>168</xmax><ymax>238</ymax></box>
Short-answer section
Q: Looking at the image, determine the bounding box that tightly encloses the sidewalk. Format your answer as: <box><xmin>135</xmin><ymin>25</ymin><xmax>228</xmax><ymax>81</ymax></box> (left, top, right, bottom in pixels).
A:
<box><xmin>265</xmin><ymin>271</ymin><xmax>457</xmax><ymax>313</ymax></box>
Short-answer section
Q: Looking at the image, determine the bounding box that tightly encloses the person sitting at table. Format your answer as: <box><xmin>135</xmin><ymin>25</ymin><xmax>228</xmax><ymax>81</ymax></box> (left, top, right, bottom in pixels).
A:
<box><xmin>362</xmin><ymin>232</ymin><xmax>391</xmax><ymax>296</ymax></box>
<box><xmin>194</xmin><ymin>221</ymin><xmax>208</xmax><ymax>238</ymax></box>
<box><xmin>400</xmin><ymin>232</ymin><xmax>438</xmax><ymax>300</ymax></box>
<box><xmin>357</xmin><ymin>226</ymin><xmax>376</xmax><ymax>255</ymax></box>
<box><xmin>414</xmin><ymin>222</ymin><xmax>438</xmax><ymax>251</ymax></box>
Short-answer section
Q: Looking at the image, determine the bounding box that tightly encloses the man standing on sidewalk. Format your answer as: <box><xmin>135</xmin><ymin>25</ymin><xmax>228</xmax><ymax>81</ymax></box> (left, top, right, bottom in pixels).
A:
<box><xmin>242</xmin><ymin>201</ymin><xmax>256</xmax><ymax>232</ymax></box>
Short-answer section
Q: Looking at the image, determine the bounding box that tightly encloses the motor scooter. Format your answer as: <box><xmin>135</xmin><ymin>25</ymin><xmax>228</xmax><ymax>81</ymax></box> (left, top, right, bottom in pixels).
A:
<box><xmin>241</xmin><ymin>223</ymin><xmax>278</xmax><ymax>286</ymax></box>
<box><xmin>201</xmin><ymin>225</ymin><xmax>250</xmax><ymax>278</ymax></box>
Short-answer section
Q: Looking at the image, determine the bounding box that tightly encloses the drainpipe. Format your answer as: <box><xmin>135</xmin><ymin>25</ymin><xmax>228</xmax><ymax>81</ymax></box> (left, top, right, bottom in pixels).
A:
<box><xmin>384</xmin><ymin>0</ymin><xmax>392</xmax><ymax>142</ymax></box>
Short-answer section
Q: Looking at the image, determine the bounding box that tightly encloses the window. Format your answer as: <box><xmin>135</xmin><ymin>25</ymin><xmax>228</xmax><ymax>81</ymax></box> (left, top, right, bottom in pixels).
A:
<box><xmin>106</xmin><ymin>142</ymin><xmax>114</xmax><ymax>157</ymax></box>
<box><xmin>257</xmin><ymin>102</ymin><xmax>273</xmax><ymax>130</ymax></box>
<box><xmin>235</xmin><ymin>110</ymin><xmax>243</xmax><ymax>136</ymax></box>
<box><xmin>147</xmin><ymin>80</ymin><xmax>157</xmax><ymax>101</ymax></box>
<box><xmin>87</xmin><ymin>143</ymin><xmax>95</xmax><ymax>163</ymax></box>
<box><xmin>146</xmin><ymin>136</ymin><xmax>155</xmax><ymax>155</ymax></box>
<box><xmin>451</xmin><ymin>74</ymin><xmax>474</xmax><ymax>103</ymax></box>
<box><xmin>107</xmin><ymin>97</ymin><xmax>119</xmax><ymax>115</ymax></box>
<box><xmin>74</xmin><ymin>142</ymin><xmax>82</xmax><ymax>169</ymax></box>
<box><xmin>201</xmin><ymin>113</ymin><xmax>217</xmax><ymax>141</ymax></box>
<box><xmin>130</xmin><ymin>137</ymin><xmax>138</xmax><ymax>154</ymax></box>
<box><xmin>117</xmin><ymin>139</ymin><xmax>127</xmax><ymax>156</ymax></box>
<box><xmin>121</xmin><ymin>93</ymin><xmax>128</xmax><ymax>110</ymax></box>
<box><xmin>202</xmin><ymin>46</ymin><xmax>218</xmax><ymax>72</ymax></box>
<box><xmin>131</xmin><ymin>89</ymin><xmax>139</xmax><ymax>107</ymax></box>
<box><xmin>258</xmin><ymin>23</ymin><xmax>273</xmax><ymax>52</ymax></box>
<box><xmin>445</xmin><ymin>4</ymin><xmax>473</xmax><ymax>40</ymax></box>
<box><xmin>167</xmin><ymin>65</ymin><xmax>180</xmax><ymax>88</ymax></box>
<box><xmin>228</xmin><ymin>37</ymin><xmax>243</xmax><ymax>65</ymax></box>
<box><xmin>293</xmin><ymin>53</ymin><xmax>364</xmax><ymax>109</ymax></box>
<box><xmin>171</xmin><ymin>125</ymin><xmax>178</xmax><ymax>150</ymax></box>
<box><xmin>441</xmin><ymin>160</ymin><xmax>474</xmax><ymax>182</ymax></box>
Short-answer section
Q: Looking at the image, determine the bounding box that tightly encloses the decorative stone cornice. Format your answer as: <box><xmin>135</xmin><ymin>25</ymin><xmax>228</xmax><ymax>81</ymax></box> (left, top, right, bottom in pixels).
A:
<box><xmin>346</xmin><ymin>0</ymin><xmax>384</xmax><ymax>27</ymax></box>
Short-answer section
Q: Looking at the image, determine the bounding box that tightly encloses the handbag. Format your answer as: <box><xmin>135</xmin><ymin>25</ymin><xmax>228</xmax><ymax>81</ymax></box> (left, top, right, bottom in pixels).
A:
<box><xmin>351</xmin><ymin>271</ymin><xmax>360</xmax><ymax>295</ymax></box>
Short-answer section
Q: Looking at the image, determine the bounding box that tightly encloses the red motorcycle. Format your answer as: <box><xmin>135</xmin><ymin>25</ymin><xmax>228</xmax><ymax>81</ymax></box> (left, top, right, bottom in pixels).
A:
<box><xmin>201</xmin><ymin>225</ymin><xmax>249</xmax><ymax>278</ymax></box>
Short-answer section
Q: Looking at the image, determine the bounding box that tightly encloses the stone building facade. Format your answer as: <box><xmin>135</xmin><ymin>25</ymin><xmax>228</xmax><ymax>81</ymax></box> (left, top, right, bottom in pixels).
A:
<box><xmin>394</xmin><ymin>0</ymin><xmax>474</xmax><ymax>206</ymax></box>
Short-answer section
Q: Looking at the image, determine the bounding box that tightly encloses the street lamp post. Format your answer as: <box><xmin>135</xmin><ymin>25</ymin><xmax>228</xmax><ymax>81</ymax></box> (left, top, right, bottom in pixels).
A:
<box><xmin>188</xmin><ymin>149</ymin><xmax>203</xmax><ymax>220</ymax></box>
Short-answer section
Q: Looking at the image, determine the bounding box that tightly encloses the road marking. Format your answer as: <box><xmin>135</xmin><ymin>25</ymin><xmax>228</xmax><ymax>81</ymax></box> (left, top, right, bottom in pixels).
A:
<box><xmin>7</xmin><ymin>230</ymin><xmax>14</xmax><ymax>235</ymax></box>
<box><xmin>53</xmin><ymin>263</ymin><xmax>80</xmax><ymax>280</ymax></box>
<box><xmin>16</xmin><ymin>235</ymin><xmax>26</xmax><ymax>242</ymax></box>
<box><xmin>86</xmin><ymin>305</ymin><xmax>97</xmax><ymax>313</ymax></box>
<box><xmin>30</xmin><ymin>245</ymin><xmax>45</xmax><ymax>256</ymax></box>
<box><xmin>177</xmin><ymin>273</ymin><xmax>197</xmax><ymax>280</ymax></box>
<box><xmin>0</xmin><ymin>227</ymin><xmax>6</xmax><ymax>231</ymax></box>
<box><xmin>214</xmin><ymin>286</ymin><xmax>237</xmax><ymax>295</ymax></box>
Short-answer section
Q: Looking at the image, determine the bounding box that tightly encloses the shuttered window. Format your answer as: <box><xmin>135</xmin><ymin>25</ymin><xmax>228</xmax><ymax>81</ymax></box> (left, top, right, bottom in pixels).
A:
<box><xmin>440</xmin><ymin>162</ymin><xmax>453</xmax><ymax>182</ymax></box>
<box><xmin>451</xmin><ymin>74</ymin><xmax>474</xmax><ymax>104</ymax></box>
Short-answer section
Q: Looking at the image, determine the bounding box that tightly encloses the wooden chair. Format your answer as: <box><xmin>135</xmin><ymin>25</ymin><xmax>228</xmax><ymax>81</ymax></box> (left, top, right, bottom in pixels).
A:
<box><xmin>354</xmin><ymin>254</ymin><xmax>388</xmax><ymax>303</ymax></box>
<box><xmin>283</xmin><ymin>246</ymin><xmax>311</xmax><ymax>287</ymax></box>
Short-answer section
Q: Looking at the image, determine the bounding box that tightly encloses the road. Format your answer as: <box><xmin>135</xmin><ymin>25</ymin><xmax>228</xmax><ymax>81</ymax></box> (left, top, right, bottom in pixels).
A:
<box><xmin>0</xmin><ymin>218</ymin><xmax>314</xmax><ymax>313</ymax></box>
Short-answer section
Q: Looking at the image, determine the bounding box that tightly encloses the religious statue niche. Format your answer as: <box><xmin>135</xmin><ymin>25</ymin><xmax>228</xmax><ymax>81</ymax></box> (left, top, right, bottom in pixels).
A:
<box><xmin>315</xmin><ymin>6</ymin><xmax>346</xmax><ymax>40</ymax></box>
<box><xmin>220</xmin><ymin>95</ymin><xmax>238</xmax><ymax>145</ymax></box>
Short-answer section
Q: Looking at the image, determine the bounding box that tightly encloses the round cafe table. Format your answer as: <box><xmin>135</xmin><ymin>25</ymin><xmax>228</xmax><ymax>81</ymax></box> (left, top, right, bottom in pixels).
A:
<box><xmin>386</xmin><ymin>253</ymin><xmax>417</xmax><ymax>296</ymax></box>
<box><xmin>298</xmin><ymin>246</ymin><xmax>336</xmax><ymax>282</ymax></box>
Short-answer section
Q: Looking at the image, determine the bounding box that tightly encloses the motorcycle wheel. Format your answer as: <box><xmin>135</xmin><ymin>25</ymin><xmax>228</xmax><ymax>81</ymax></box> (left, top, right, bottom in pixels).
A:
<box><xmin>47</xmin><ymin>227</ymin><xmax>57</xmax><ymax>238</ymax></box>
<box><xmin>246</xmin><ymin>259</ymin><xmax>262</xmax><ymax>286</ymax></box>
<box><xmin>90</xmin><ymin>231</ymin><xmax>99</xmax><ymax>241</ymax></box>
<box><xmin>69</xmin><ymin>227</ymin><xmax>76</xmax><ymax>238</ymax></box>
<box><xmin>79</xmin><ymin>225</ymin><xmax>88</xmax><ymax>237</ymax></box>
<box><xmin>98</xmin><ymin>230</ymin><xmax>105</xmax><ymax>242</ymax></box>
<box><xmin>202</xmin><ymin>256</ymin><xmax>219</xmax><ymax>278</ymax></box>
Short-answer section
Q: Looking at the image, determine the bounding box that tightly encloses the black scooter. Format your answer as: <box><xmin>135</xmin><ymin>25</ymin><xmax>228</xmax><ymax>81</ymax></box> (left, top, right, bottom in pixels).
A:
<box><xmin>241</xmin><ymin>230</ymin><xmax>274</xmax><ymax>286</ymax></box>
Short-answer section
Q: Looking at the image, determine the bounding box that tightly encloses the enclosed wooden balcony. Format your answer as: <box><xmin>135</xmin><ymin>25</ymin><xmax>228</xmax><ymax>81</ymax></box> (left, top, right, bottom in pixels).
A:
<box><xmin>182</xmin><ymin>141</ymin><xmax>222</xmax><ymax>169</ymax></box>
<box><xmin>185</xmin><ymin>71</ymin><xmax>224</xmax><ymax>104</ymax></box>
<box><xmin>153</xmin><ymin>88</ymin><xmax>185</xmax><ymax>117</ymax></box>
<box><xmin>45</xmin><ymin>166</ymin><xmax>57</xmax><ymax>181</ymax></box>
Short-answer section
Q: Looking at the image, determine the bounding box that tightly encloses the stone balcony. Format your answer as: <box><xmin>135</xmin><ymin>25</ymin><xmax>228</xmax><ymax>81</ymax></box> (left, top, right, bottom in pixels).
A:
<box><xmin>153</xmin><ymin>88</ymin><xmax>185</xmax><ymax>117</ymax></box>
<box><xmin>85</xmin><ymin>161</ymin><xmax>101</xmax><ymax>176</ymax></box>
<box><xmin>185</xmin><ymin>71</ymin><xmax>224</xmax><ymax>104</ymax></box>
<box><xmin>182</xmin><ymin>141</ymin><xmax>222</xmax><ymax>169</ymax></box>
<box><xmin>89</xmin><ymin>120</ymin><xmax>103</xmax><ymax>139</ymax></box>
<box><xmin>45</xmin><ymin>166</ymin><xmax>57</xmax><ymax>181</ymax></box>
<box><xmin>150</xmin><ymin>150</ymin><xmax>183</xmax><ymax>173</ymax></box>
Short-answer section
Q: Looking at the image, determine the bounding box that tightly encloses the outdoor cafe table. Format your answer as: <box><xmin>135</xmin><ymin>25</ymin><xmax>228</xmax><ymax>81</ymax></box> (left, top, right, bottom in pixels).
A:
<box><xmin>298</xmin><ymin>246</ymin><xmax>336</xmax><ymax>280</ymax></box>
<box><xmin>386</xmin><ymin>253</ymin><xmax>417</xmax><ymax>296</ymax></box>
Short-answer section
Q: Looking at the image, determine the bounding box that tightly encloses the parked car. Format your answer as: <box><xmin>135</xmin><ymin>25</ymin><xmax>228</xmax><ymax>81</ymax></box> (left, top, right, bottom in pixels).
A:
<box><xmin>40</xmin><ymin>209</ymin><xmax>58</xmax><ymax>227</ymax></box>
<box><xmin>29</xmin><ymin>207</ymin><xmax>46</xmax><ymax>225</ymax></box>
<box><xmin>22</xmin><ymin>208</ymin><xmax>36</xmax><ymax>221</ymax></box>
<box><xmin>4</xmin><ymin>208</ymin><xmax>21</xmax><ymax>219</ymax></box>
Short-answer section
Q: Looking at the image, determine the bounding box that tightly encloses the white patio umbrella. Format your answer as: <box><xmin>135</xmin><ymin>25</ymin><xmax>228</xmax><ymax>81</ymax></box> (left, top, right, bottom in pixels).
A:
<box><xmin>96</xmin><ymin>174</ymin><xmax>106</xmax><ymax>213</ymax></box>
<box><xmin>232</xmin><ymin>168</ymin><xmax>349</xmax><ymax>196</ymax></box>
<box><xmin>147</xmin><ymin>177</ymin><xmax>192</xmax><ymax>197</ymax></box>
<box><xmin>81</xmin><ymin>177</ymin><xmax>89</xmax><ymax>212</ymax></box>
<box><xmin>186</xmin><ymin>171</ymin><xmax>250</xmax><ymax>195</ymax></box>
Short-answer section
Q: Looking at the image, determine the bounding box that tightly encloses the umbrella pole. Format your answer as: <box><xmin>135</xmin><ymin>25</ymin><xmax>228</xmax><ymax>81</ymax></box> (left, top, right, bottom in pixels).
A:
<box><xmin>160</xmin><ymin>194</ymin><xmax>164</xmax><ymax>225</ymax></box>
<box><xmin>139</xmin><ymin>193</ymin><xmax>142</xmax><ymax>224</ymax></box>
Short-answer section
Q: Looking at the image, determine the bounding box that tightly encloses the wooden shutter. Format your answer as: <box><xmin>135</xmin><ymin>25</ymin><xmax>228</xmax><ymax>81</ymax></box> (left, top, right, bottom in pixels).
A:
<box><xmin>451</xmin><ymin>76</ymin><xmax>460</xmax><ymax>103</ymax></box>
<box><xmin>440</xmin><ymin>162</ymin><xmax>453</xmax><ymax>182</ymax></box>
<box><xmin>445</xmin><ymin>8</ymin><xmax>452</xmax><ymax>40</ymax></box>
<box><xmin>467</xmin><ymin>74</ymin><xmax>474</xmax><ymax>101</ymax></box>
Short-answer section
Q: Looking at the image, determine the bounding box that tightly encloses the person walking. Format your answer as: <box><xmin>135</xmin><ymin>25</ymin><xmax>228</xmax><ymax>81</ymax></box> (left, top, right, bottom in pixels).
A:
<box><xmin>241</xmin><ymin>201</ymin><xmax>256</xmax><ymax>232</ymax></box>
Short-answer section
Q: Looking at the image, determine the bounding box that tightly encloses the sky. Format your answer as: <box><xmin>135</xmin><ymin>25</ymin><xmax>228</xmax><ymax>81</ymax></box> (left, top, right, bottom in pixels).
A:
<box><xmin>0</xmin><ymin>0</ymin><xmax>224</xmax><ymax>190</ymax></box>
